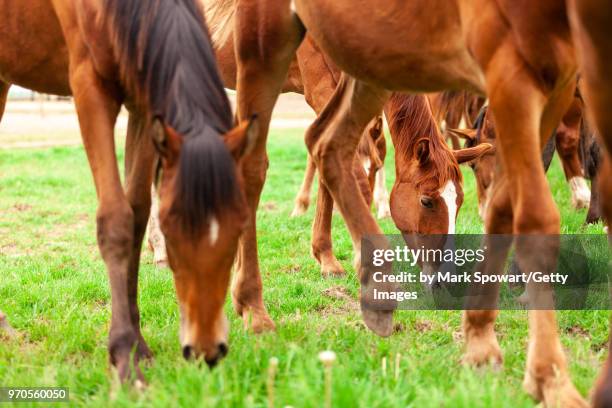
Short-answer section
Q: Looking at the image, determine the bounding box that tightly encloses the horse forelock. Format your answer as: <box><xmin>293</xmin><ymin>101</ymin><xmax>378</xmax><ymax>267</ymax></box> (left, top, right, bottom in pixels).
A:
<box><xmin>386</xmin><ymin>93</ymin><xmax>462</xmax><ymax>192</ymax></box>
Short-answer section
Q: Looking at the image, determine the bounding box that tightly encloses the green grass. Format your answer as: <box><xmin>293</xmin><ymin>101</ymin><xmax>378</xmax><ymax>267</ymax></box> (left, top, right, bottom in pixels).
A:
<box><xmin>0</xmin><ymin>128</ymin><xmax>609</xmax><ymax>407</ymax></box>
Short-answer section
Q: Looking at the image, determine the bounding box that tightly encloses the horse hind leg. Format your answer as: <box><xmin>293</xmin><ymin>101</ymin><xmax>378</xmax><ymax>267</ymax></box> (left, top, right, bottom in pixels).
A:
<box><xmin>462</xmin><ymin>175</ymin><xmax>512</xmax><ymax>368</ymax></box>
<box><xmin>291</xmin><ymin>154</ymin><xmax>316</xmax><ymax>217</ymax></box>
<box><xmin>147</xmin><ymin>186</ymin><xmax>168</xmax><ymax>267</ymax></box>
<box><xmin>556</xmin><ymin>124</ymin><xmax>591</xmax><ymax>209</ymax></box>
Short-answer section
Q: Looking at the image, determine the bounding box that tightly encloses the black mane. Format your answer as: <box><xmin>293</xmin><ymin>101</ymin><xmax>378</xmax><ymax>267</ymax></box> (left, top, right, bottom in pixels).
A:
<box><xmin>105</xmin><ymin>0</ymin><xmax>237</xmax><ymax>234</ymax></box>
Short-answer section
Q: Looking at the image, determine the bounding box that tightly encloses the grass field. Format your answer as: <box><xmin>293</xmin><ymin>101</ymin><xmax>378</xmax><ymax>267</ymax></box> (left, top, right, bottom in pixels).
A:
<box><xmin>0</xmin><ymin>127</ymin><xmax>609</xmax><ymax>407</ymax></box>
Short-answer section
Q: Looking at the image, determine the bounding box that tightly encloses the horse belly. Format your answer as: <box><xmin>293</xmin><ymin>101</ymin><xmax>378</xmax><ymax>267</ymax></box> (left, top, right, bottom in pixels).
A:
<box><xmin>294</xmin><ymin>0</ymin><xmax>485</xmax><ymax>93</ymax></box>
<box><xmin>0</xmin><ymin>0</ymin><xmax>70</xmax><ymax>95</ymax></box>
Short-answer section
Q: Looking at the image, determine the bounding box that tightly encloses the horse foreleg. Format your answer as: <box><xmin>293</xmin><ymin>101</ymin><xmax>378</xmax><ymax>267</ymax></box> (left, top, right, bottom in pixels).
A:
<box><xmin>569</xmin><ymin>2</ymin><xmax>612</xmax><ymax>404</ymax></box>
<box><xmin>306</xmin><ymin>74</ymin><xmax>393</xmax><ymax>336</ymax></box>
<box><xmin>71</xmin><ymin>60</ymin><xmax>143</xmax><ymax>384</ymax></box>
<box><xmin>291</xmin><ymin>154</ymin><xmax>316</xmax><ymax>217</ymax></box>
<box><xmin>233</xmin><ymin>0</ymin><xmax>304</xmax><ymax>333</ymax></box>
<box><xmin>485</xmin><ymin>40</ymin><xmax>585</xmax><ymax>405</ymax></box>
<box><xmin>123</xmin><ymin>112</ymin><xmax>156</xmax><ymax>362</ymax></box>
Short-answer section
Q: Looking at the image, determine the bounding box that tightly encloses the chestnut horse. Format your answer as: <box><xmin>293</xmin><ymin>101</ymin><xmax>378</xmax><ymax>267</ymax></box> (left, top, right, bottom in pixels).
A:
<box><xmin>233</xmin><ymin>0</ymin><xmax>590</xmax><ymax>405</ymax></box>
<box><xmin>0</xmin><ymin>0</ymin><xmax>257</xmax><ymax>383</ymax></box>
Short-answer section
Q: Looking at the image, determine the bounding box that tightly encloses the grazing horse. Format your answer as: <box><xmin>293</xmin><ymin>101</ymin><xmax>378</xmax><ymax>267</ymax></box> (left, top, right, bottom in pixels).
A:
<box><xmin>384</xmin><ymin>94</ymin><xmax>492</xmax><ymax>236</ymax></box>
<box><xmin>233</xmin><ymin>0</ymin><xmax>587</xmax><ymax>405</ymax></box>
<box><xmin>453</xmin><ymin>87</ymin><xmax>595</xmax><ymax>221</ymax></box>
<box><xmin>0</xmin><ymin>0</ymin><xmax>257</xmax><ymax>383</ymax></box>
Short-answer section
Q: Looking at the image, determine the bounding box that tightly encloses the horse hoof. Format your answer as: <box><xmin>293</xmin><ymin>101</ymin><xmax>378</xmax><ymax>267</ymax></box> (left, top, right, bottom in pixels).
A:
<box><xmin>242</xmin><ymin>308</ymin><xmax>276</xmax><ymax>334</ymax></box>
<box><xmin>361</xmin><ymin>309</ymin><xmax>394</xmax><ymax>337</ymax></box>
<box><xmin>463</xmin><ymin>333</ymin><xmax>503</xmax><ymax>368</ymax></box>
<box><xmin>290</xmin><ymin>200</ymin><xmax>309</xmax><ymax>217</ymax></box>
<box><xmin>321</xmin><ymin>259</ymin><xmax>346</xmax><ymax>278</ymax></box>
<box><xmin>322</xmin><ymin>267</ymin><xmax>346</xmax><ymax>278</ymax></box>
<box><xmin>523</xmin><ymin>369</ymin><xmax>587</xmax><ymax>408</ymax></box>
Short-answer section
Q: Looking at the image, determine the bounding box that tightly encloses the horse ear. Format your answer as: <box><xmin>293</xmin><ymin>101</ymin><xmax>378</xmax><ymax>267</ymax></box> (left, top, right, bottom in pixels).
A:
<box><xmin>454</xmin><ymin>143</ymin><xmax>495</xmax><ymax>164</ymax></box>
<box><xmin>415</xmin><ymin>139</ymin><xmax>430</xmax><ymax>165</ymax></box>
<box><xmin>447</xmin><ymin>128</ymin><xmax>477</xmax><ymax>141</ymax></box>
<box><xmin>152</xmin><ymin>117</ymin><xmax>183</xmax><ymax>164</ymax></box>
<box><xmin>224</xmin><ymin>115</ymin><xmax>259</xmax><ymax>160</ymax></box>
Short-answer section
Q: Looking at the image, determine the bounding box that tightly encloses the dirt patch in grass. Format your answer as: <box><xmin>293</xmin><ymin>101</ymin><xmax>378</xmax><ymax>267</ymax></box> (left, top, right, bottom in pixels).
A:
<box><xmin>414</xmin><ymin>320</ymin><xmax>434</xmax><ymax>333</ymax></box>
<box><xmin>318</xmin><ymin>285</ymin><xmax>359</xmax><ymax>317</ymax></box>
<box><xmin>281</xmin><ymin>264</ymin><xmax>301</xmax><ymax>274</ymax></box>
<box><xmin>565</xmin><ymin>325</ymin><xmax>590</xmax><ymax>340</ymax></box>
<box><xmin>261</xmin><ymin>202</ymin><xmax>278</xmax><ymax>212</ymax></box>
<box><xmin>12</xmin><ymin>203</ymin><xmax>32</xmax><ymax>212</ymax></box>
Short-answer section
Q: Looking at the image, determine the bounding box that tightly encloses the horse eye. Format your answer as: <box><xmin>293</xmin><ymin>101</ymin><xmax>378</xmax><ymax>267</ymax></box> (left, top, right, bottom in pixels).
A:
<box><xmin>420</xmin><ymin>196</ymin><xmax>434</xmax><ymax>209</ymax></box>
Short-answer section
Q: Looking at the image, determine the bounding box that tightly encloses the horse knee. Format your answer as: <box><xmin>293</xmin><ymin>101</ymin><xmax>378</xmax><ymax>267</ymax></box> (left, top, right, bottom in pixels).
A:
<box><xmin>242</xmin><ymin>154</ymin><xmax>269</xmax><ymax>193</ymax></box>
<box><xmin>96</xmin><ymin>203</ymin><xmax>134</xmax><ymax>259</ymax></box>
<box><xmin>514</xmin><ymin>205</ymin><xmax>560</xmax><ymax>234</ymax></box>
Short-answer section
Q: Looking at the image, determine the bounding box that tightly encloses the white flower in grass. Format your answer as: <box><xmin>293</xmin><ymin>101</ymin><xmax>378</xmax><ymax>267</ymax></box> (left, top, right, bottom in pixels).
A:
<box><xmin>318</xmin><ymin>350</ymin><xmax>336</xmax><ymax>366</ymax></box>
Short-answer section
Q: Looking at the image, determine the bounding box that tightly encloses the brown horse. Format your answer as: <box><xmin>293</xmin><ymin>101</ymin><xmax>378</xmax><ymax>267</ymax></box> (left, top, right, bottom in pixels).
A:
<box><xmin>233</xmin><ymin>0</ymin><xmax>587</xmax><ymax>405</ymax></box>
<box><xmin>0</xmin><ymin>0</ymin><xmax>256</xmax><ymax>383</ymax></box>
<box><xmin>384</xmin><ymin>94</ymin><xmax>492</xmax><ymax>236</ymax></box>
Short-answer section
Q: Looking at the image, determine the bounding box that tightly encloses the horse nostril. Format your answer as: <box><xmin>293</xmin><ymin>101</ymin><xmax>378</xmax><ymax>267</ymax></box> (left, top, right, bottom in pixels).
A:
<box><xmin>205</xmin><ymin>355</ymin><xmax>219</xmax><ymax>369</ymax></box>
<box><xmin>218</xmin><ymin>342</ymin><xmax>229</xmax><ymax>358</ymax></box>
<box><xmin>182</xmin><ymin>345</ymin><xmax>193</xmax><ymax>360</ymax></box>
